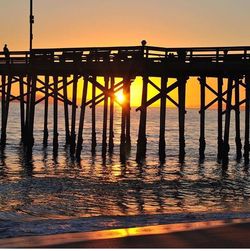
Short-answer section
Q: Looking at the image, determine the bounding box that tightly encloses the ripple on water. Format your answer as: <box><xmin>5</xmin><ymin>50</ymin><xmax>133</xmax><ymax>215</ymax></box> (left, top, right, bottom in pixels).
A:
<box><xmin>0</xmin><ymin>105</ymin><xmax>250</xmax><ymax>238</ymax></box>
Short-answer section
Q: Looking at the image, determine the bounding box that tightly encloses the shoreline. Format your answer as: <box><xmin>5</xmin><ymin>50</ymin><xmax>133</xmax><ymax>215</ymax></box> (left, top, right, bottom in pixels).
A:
<box><xmin>1</xmin><ymin>218</ymin><xmax>250</xmax><ymax>248</ymax></box>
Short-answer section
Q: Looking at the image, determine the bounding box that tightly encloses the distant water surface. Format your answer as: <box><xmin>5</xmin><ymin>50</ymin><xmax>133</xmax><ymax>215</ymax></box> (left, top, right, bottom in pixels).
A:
<box><xmin>0</xmin><ymin>104</ymin><xmax>250</xmax><ymax>238</ymax></box>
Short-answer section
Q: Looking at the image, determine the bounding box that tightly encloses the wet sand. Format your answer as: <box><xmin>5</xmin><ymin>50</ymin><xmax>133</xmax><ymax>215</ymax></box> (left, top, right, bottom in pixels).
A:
<box><xmin>1</xmin><ymin>219</ymin><xmax>250</xmax><ymax>248</ymax></box>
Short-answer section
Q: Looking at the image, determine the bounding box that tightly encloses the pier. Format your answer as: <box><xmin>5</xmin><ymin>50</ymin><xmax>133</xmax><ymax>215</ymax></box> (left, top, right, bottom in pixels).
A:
<box><xmin>0</xmin><ymin>45</ymin><xmax>250</xmax><ymax>167</ymax></box>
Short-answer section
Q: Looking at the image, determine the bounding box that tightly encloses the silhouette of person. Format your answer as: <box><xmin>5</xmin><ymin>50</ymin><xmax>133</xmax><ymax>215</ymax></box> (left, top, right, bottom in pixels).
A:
<box><xmin>141</xmin><ymin>40</ymin><xmax>147</xmax><ymax>59</ymax></box>
<box><xmin>168</xmin><ymin>52</ymin><xmax>175</xmax><ymax>61</ymax></box>
<box><xmin>141</xmin><ymin>40</ymin><xmax>147</xmax><ymax>47</ymax></box>
<box><xmin>3</xmin><ymin>44</ymin><xmax>10</xmax><ymax>64</ymax></box>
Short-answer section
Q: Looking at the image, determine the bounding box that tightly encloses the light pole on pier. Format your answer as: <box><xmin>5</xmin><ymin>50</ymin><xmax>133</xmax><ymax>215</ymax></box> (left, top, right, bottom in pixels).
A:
<box><xmin>29</xmin><ymin>0</ymin><xmax>34</xmax><ymax>51</ymax></box>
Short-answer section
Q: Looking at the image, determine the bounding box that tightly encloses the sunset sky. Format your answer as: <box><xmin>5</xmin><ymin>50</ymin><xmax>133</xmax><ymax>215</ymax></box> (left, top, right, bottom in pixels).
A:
<box><xmin>1</xmin><ymin>0</ymin><xmax>250</xmax><ymax>107</ymax></box>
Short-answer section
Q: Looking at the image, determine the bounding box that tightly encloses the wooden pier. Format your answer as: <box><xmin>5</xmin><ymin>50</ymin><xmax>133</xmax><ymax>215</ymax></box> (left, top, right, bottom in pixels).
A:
<box><xmin>1</xmin><ymin>45</ymin><xmax>250</xmax><ymax>166</ymax></box>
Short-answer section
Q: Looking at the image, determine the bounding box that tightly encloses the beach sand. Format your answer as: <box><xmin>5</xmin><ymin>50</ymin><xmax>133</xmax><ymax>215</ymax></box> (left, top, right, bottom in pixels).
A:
<box><xmin>1</xmin><ymin>219</ymin><xmax>250</xmax><ymax>248</ymax></box>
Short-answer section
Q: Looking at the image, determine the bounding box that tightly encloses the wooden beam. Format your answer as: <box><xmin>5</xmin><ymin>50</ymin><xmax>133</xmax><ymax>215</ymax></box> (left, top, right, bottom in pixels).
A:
<box><xmin>86</xmin><ymin>79</ymin><xmax>124</xmax><ymax>106</ymax></box>
<box><xmin>148</xmin><ymin>78</ymin><xmax>180</xmax><ymax>109</ymax></box>
<box><xmin>136</xmin><ymin>80</ymin><xmax>179</xmax><ymax>112</ymax></box>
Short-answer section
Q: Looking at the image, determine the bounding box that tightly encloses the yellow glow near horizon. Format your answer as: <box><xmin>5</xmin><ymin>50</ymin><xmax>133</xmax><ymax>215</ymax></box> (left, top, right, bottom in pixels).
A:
<box><xmin>115</xmin><ymin>91</ymin><xmax>125</xmax><ymax>104</ymax></box>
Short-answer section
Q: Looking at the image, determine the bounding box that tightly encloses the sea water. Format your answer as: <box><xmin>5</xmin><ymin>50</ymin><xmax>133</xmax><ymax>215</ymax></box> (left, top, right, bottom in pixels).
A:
<box><xmin>0</xmin><ymin>104</ymin><xmax>250</xmax><ymax>238</ymax></box>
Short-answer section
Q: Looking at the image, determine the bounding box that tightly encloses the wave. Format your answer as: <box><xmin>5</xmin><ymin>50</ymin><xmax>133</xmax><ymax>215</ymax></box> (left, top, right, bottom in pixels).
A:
<box><xmin>1</xmin><ymin>211</ymin><xmax>250</xmax><ymax>239</ymax></box>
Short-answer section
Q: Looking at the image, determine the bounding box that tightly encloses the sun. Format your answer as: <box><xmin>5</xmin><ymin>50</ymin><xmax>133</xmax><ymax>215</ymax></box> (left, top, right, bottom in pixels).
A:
<box><xmin>115</xmin><ymin>92</ymin><xmax>125</xmax><ymax>104</ymax></box>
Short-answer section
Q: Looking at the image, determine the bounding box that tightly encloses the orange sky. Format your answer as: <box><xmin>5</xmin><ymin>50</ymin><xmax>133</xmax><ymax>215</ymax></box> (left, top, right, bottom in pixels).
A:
<box><xmin>1</xmin><ymin>0</ymin><xmax>250</xmax><ymax>108</ymax></box>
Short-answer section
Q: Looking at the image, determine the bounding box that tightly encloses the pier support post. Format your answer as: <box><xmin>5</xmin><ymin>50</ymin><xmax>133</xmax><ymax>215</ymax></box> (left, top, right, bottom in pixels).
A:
<box><xmin>244</xmin><ymin>75</ymin><xmax>250</xmax><ymax>165</ymax></box>
<box><xmin>178</xmin><ymin>77</ymin><xmax>188</xmax><ymax>162</ymax></box>
<box><xmin>136</xmin><ymin>76</ymin><xmax>148</xmax><ymax>162</ymax></box>
<box><xmin>120</xmin><ymin>81</ymin><xmax>127</xmax><ymax>161</ymax></box>
<box><xmin>217</xmin><ymin>77</ymin><xmax>223</xmax><ymax>161</ymax></box>
<box><xmin>53</xmin><ymin>76</ymin><xmax>59</xmax><ymax>155</ymax></box>
<box><xmin>222</xmin><ymin>77</ymin><xmax>233</xmax><ymax>167</ymax></box>
<box><xmin>91</xmin><ymin>77</ymin><xmax>97</xmax><ymax>154</ymax></box>
<box><xmin>24</xmin><ymin>75</ymin><xmax>31</xmax><ymax>146</ymax></box>
<box><xmin>26</xmin><ymin>75</ymin><xmax>37</xmax><ymax>157</ymax></box>
<box><xmin>43</xmin><ymin>75</ymin><xmax>49</xmax><ymax>146</ymax></box>
<box><xmin>70</xmin><ymin>74</ymin><xmax>78</xmax><ymax>155</ymax></box>
<box><xmin>108</xmin><ymin>77</ymin><xmax>115</xmax><ymax>153</ymax></box>
<box><xmin>159</xmin><ymin>76</ymin><xmax>168</xmax><ymax>162</ymax></box>
<box><xmin>235</xmin><ymin>77</ymin><xmax>242</xmax><ymax>161</ymax></box>
<box><xmin>125</xmin><ymin>77</ymin><xmax>131</xmax><ymax>153</ymax></box>
<box><xmin>102</xmin><ymin>76</ymin><xmax>109</xmax><ymax>158</ymax></box>
<box><xmin>1</xmin><ymin>75</ymin><xmax>12</xmax><ymax>146</ymax></box>
<box><xmin>1</xmin><ymin>75</ymin><xmax>6</xmax><ymax>145</ymax></box>
<box><xmin>198</xmin><ymin>76</ymin><xmax>206</xmax><ymax>161</ymax></box>
<box><xmin>63</xmin><ymin>75</ymin><xmax>70</xmax><ymax>145</ymax></box>
<box><xmin>76</xmin><ymin>75</ymin><xmax>88</xmax><ymax>160</ymax></box>
<box><xmin>19</xmin><ymin>76</ymin><xmax>25</xmax><ymax>142</ymax></box>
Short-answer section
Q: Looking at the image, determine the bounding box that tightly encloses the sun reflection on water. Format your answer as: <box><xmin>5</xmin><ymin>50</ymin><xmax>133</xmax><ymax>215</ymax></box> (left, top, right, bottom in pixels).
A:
<box><xmin>1</xmin><ymin>104</ymin><xmax>250</xmax><ymax>238</ymax></box>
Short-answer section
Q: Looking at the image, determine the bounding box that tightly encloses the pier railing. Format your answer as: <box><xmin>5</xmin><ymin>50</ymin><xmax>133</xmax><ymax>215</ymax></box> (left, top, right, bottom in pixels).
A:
<box><xmin>1</xmin><ymin>45</ymin><xmax>250</xmax><ymax>64</ymax></box>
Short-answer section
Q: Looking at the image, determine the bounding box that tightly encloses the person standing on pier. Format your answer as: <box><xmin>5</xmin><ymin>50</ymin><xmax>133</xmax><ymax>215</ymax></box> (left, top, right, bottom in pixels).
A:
<box><xmin>3</xmin><ymin>44</ymin><xmax>10</xmax><ymax>64</ymax></box>
<box><xmin>141</xmin><ymin>40</ymin><xmax>147</xmax><ymax>59</ymax></box>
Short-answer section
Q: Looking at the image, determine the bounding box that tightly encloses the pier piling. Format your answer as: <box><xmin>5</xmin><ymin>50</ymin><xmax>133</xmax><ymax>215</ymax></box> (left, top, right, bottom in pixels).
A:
<box><xmin>244</xmin><ymin>75</ymin><xmax>250</xmax><ymax>165</ymax></box>
<box><xmin>234</xmin><ymin>77</ymin><xmax>242</xmax><ymax>161</ymax></box>
<box><xmin>24</xmin><ymin>75</ymin><xmax>31</xmax><ymax>146</ymax></box>
<box><xmin>178</xmin><ymin>77</ymin><xmax>188</xmax><ymax>162</ymax></box>
<box><xmin>19</xmin><ymin>76</ymin><xmax>25</xmax><ymax>142</ymax></box>
<box><xmin>76</xmin><ymin>76</ymin><xmax>88</xmax><ymax>160</ymax></box>
<box><xmin>1</xmin><ymin>75</ymin><xmax>12</xmax><ymax>147</ymax></box>
<box><xmin>199</xmin><ymin>76</ymin><xmax>206</xmax><ymax>161</ymax></box>
<box><xmin>1</xmin><ymin>75</ymin><xmax>6</xmax><ymax>146</ymax></box>
<box><xmin>136</xmin><ymin>76</ymin><xmax>148</xmax><ymax>162</ymax></box>
<box><xmin>217</xmin><ymin>77</ymin><xmax>223</xmax><ymax>161</ymax></box>
<box><xmin>222</xmin><ymin>77</ymin><xmax>233</xmax><ymax>167</ymax></box>
<box><xmin>43</xmin><ymin>75</ymin><xmax>49</xmax><ymax>146</ymax></box>
<box><xmin>26</xmin><ymin>75</ymin><xmax>37</xmax><ymax>157</ymax></box>
<box><xmin>125</xmin><ymin>77</ymin><xmax>131</xmax><ymax>153</ymax></box>
<box><xmin>63</xmin><ymin>76</ymin><xmax>70</xmax><ymax>145</ymax></box>
<box><xmin>91</xmin><ymin>77</ymin><xmax>97</xmax><ymax>154</ymax></box>
<box><xmin>120</xmin><ymin>80</ymin><xmax>127</xmax><ymax>161</ymax></box>
<box><xmin>70</xmin><ymin>74</ymin><xmax>78</xmax><ymax>155</ymax></box>
<box><xmin>53</xmin><ymin>76</ymin><xmax>59</xmax><ymax>155</ymax></box>
<box><xmin>102</xmin><ymin>76</ymin><xmax>109</xmax><ymax>158</ymax></box>
<box><xmin>108</xmin><ymin>77</ymin><xmax>115</xmax><ymax>153</ymax></box>
<box><xmin>159</xmin><ymin>76</ymin><xmax>168</xmax><ymax>162</ymax></box>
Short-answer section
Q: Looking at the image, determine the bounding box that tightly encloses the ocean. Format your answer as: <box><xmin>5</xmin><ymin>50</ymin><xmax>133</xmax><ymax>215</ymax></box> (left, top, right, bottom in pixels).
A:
<box><xmin>0</xmin><ymin>103</ymin><xmax>250</xmax><ymax>238</ymax></box>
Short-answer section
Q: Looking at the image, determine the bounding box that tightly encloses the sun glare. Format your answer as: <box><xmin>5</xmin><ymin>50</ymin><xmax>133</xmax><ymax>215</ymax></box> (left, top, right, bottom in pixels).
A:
<box><xmin>116</xmin><ymin>92</ymin><xmax>125</xmax><ymax>104</ymax></box>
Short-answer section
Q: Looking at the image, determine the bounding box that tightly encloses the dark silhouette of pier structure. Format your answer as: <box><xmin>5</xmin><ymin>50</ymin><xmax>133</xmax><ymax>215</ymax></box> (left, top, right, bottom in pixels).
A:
<box><xmin>0</xmin><ymin>45</ymin><xmax>250</xmax><ymax>167</ymax></box>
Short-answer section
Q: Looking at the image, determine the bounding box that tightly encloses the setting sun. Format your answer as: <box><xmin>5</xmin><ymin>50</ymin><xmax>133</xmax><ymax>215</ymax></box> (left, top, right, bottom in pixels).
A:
<box><xmin>115</xmin><ymin>92</ymin><xmax>125</xmax><ymax>104</ymax></box>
